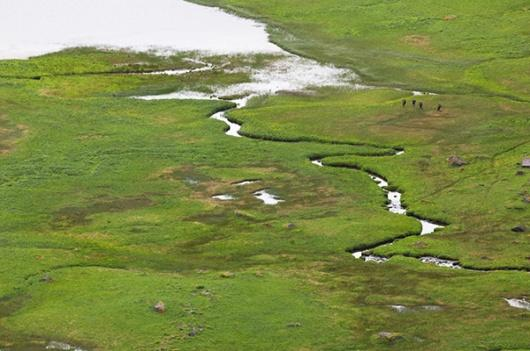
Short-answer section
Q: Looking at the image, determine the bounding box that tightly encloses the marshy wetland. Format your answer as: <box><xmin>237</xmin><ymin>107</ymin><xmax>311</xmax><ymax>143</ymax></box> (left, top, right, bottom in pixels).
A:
<box><xmin>0</xmin><ymin>0</ymin><xmax>529</xmax><ymax>350</ymax></box>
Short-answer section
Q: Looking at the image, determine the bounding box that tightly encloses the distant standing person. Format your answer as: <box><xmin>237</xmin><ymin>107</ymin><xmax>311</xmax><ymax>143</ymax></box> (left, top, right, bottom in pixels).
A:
<box><xmin>412</xmin><ymin>99</ymin><xmax>416</xmax><ymax>107</ymax></box>
<box><xmin>402</xmin><ymin>99</ymin><xmax>407</xmax><ymax>107</ymax></box>
<box><xmin>437</xmin><ymin>104</ymin><xmax>442</xmax><ymax>112</ymax></box>
<box><xmin>419</xmin><ymin>102</ymin><xmax>424</xmax><ymax>110</ymax></box>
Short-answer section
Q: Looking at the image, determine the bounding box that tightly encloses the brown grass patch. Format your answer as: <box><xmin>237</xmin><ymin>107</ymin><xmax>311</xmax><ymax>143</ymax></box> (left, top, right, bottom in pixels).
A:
<box><xmin>402</xmin><ymin>35</ymin><xmax>431</xmax><ymax>47</ymax></box>
<box><xmin>0</xmin><ymin>118</ymin><xmax>28</xmax><ymax>155</ymax></box>
<box><xmin>38</xmin><ymin>88</ymin><xmax>58</xmax><ymax>97</ymax></box>
<box><xmin>54</xmin><ymin>196</ymin><xmax>153</xmax><ymax>228</ymax></box>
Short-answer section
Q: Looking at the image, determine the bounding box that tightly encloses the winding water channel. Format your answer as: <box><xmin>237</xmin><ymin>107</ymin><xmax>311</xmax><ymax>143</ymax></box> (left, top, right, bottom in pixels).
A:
<box><xmin>139</xmin><ymin>79</ymin><xmax>458</xmax><ymax>269</ymax></box>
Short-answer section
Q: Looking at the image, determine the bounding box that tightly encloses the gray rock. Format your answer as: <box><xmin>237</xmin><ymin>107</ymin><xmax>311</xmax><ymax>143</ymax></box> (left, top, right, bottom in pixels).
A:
<box><xmin>220</xmin><ymin>271</ymin><xmax>235</xmax><ymax>278</ymax></box>
<box><xmin>448</xmin><ymin>155</ymin><xmax>467</xmax><ymax>167</ymax></box>
<box><xmin>153</xmin><ymin>301</ymin><xmax>166</xmax><ymax>313</ymax></box>
<box><xmin>511</xmin><ymin>225</ymin><xmax>527</xmax><ymax>233</ymax></box>
<box><xmin>378</xmin><ymin>331</ymin><xmax>404</xmax><ymax>343</ymax></box>
<box><xmin>40</xmin><ymin>274</ymin><xmax>53</xmax><ymax>283</ymax></box>
<box><xmin>188</xmin><ymin>326</ymin><xmax>204</xmax><ymax>337</ymax></box>
<box><xmin>46</xmin><ymin>341</ymin><xmax>84</xmax><ymax>351</ymax></box>
<box><xmin>389</xmin><ymin>305</ymin><xmax>408</xmax><ymax>313</ymax></box>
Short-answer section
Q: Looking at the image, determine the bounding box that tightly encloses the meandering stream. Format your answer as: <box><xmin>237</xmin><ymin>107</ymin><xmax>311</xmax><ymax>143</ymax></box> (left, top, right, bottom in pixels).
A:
<box><xmin>140</xmin><ymin>83</ymin><xmax>457</xmax><ymax>269</ymax></box>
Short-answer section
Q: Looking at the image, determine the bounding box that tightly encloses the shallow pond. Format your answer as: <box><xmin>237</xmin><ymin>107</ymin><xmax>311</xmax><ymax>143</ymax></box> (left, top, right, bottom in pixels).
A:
<box><xmin>0</xmin><ymin>0</ymin><xmax>281</xmax><ymax>59</ymax></box>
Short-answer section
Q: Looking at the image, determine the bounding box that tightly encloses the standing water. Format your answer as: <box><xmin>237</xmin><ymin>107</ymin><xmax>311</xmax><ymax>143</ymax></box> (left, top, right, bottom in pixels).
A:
<box><xmin>0</xmin><ymin>0</ymin><xmax>281</xmax><ymax>59</ymax></box>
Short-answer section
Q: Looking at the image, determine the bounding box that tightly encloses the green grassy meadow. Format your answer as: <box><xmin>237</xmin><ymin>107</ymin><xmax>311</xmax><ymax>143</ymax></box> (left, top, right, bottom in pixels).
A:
<box><xmin>193</xmin><ymin>0</ymin><xmax>530</xmax><ymax>100</ymax></box>
<box><xmin>0</xmin><ymin>1</ymin><xmax>529</xmax><ymax>350</ymax></box>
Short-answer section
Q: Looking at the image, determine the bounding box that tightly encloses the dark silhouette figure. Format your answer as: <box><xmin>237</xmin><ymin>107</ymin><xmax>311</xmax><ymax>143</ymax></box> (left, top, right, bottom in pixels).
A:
<box><xmin>437</xmin><ymin>104</ymin><xmax>442</xmax><ymax>112</ymax></box>
<box><xmin>402</xmin><ymin>99</ymin><xmax>407</xmax><ymax>107</ymax></box>
<box><xmin>419</xmin><ymin>102</ymin><xmax>424</xmax><ymax>110</ymax></box>
<box><xmin>412</xmin><ymin>99</ymin><xmax>416</xmax><ymax>107</ymax></box>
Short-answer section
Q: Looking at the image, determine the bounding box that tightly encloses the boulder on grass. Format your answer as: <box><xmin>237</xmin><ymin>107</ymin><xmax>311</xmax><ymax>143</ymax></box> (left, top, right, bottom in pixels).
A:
<box><xmin>511</xmin><ymin>225</ymin><xmax>527</xmax><ymax>233</ymax></box>
<box><xmin>378</xmin><ymin>331</ymin><xmax>404</xmax><ymax>343</ymax></box>
<box><xmin>448</xmin><ymin>155</ymin><xmax>467</xmax><ymax>167</ymax></box>
<box><xmin>40</xmin><ymin>274</ymin><xmax>53</xmax><ymax>283</ymax></box>
<box><xmin>153</xmin><ymin>301</ymin><xmax>166</xmax><ymax>313</ymax></box>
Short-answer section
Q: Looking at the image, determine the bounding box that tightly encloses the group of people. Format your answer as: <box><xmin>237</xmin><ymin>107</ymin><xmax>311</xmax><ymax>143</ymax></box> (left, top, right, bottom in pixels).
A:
<box><xmin>402</xmin><ymin>99</ymin><xmax>442</xmax><ymax>112</ymax></box>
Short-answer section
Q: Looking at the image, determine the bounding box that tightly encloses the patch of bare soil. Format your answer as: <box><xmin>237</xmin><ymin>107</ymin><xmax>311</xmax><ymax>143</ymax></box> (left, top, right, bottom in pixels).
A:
<box><xmin>402</xmin><ymin>35</ymin><xmax>431</xmax><ymax>48</ymax></box>
<box><xmin>53</xmin><ymin>196</ymin><xmax>153</xmax><ymax>228</ymax></box>
<box><xmin>0</xmin><ymin>117</ymin><xmax>28</xmax><ymax>155</ymax></box>
<box><xmin>443</xmin><ymin>15</ymin><xmax>457</xmax><ymax>21</ymax></box>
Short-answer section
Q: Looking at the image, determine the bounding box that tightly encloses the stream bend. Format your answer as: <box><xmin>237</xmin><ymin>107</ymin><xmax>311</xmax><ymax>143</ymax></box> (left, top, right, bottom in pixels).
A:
<box><xmin>137</xmin><ymin>62</ymin><xmax>529</xmax><ymax>274</ymax></box>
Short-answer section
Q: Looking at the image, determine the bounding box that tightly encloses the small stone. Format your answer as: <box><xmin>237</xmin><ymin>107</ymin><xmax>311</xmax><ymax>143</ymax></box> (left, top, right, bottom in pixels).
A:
<box><xmin>220</xmin><ymin>271</ymin><xmax>235</xmax><ymax>278</ymax></box>
<box><xmin>448</xmin><ymin>155</ymin><xmax>467</xmax><ymax>167</ymax></box>
<box><xmin>287</xmin><ymin>322</ymin><xmax>302</xmax><ymax>328</ymax></box>
<box><xmin>286</xmin><ymin>223</ymin><xmax>296</xmax><ymax>229</ymax></box>
<box><xmin>511</xmin><ymin>225</ymin><xmax>527</xmax><ymax>233</ymax></box>
<box><xmin>153</xmin><ymin>301</ymin><xmax>166</xmax><ymax>313</ymax></box>
<box><xmin>40</xmin><ymin>274</ymin><xmax>53</xmax><ymax>283</ymax></box>
<box><xmin>443</xmin><ymin>15</ymin><xmax>457</xmax><ymax>21</ymax></box>
<box><xmin>188</xmin><ymin>326</ymin><xmax>204</xmax><ymax>337</ymax></box>
<box><xmin>422</xmin><ymin>305</ymin><xmax>442</xmax><ymax>311</ymax></box>
<box><xmin>389</xmin><ymin>305</ymin><xmax>408</xmax><ymax>313</ymax></box>
<box><xmin>378</xmin><ymin>331</ymin><xmax>404</xmax><ymax>343</ymax></box>
<box><xmin>46</xmin><ymin>341</ymin><xmax>81</xmax><ymax>350</ymax></box>
<box><xmin>200</xmin><ymin>290</ymin><xmax>212</xmax><ymax>297</ymax></box>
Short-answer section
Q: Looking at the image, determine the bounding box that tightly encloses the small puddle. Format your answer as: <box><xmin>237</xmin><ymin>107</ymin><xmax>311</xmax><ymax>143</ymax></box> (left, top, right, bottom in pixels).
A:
<box><xmin>389</xmin><ymin>304</ymin><xmax>442</xmax><ymax>313</ymax></box>
<box><xmin>253</xmin><ymin>190</ymin><xmax>284</xmax><ymax>205</ymax></box>
<box><xmin>212</xmin><ymin>194</ymin><xmax>235</xmax><ymax>201</ymax></box>
<box><xmin>420</xmin><ymin>256</ymin><xmax>461</xmax><ymax>269</ymax></box>
<box><xmin>233</xmin><ymin>179</ymin><xmax>260</xmax><ymax>186</ymax></box>
<box><xmin>46</xmin><ymin>341</ymin><xmax>86</xmax><ymax>351</ymax></box>
<box><xmin>136</xmin><ymin>90</ymin><xmax>216</xmax><ymax>101</ymax></box>
<box><xmin>311</xmin><ymin>159</ymin><xmax>324</xmax><ymax>167</ymax></box>
<box><xmin>387</xmin><ymin>191</ymin><xmax>406</xmax><ymax>215</ymax></box>
<box><xmin>369</xmin><ymin>175</ymin><xmax>388</xmax><ymax>188</ymax></box>
<box><xmin>363</xmin><ymin>255</ymin><xmax>389</xmax><ymax>263</ymax></box>
<box><xmin>504</xmin><ymin>298</ymin><xmax>530</xmax><ymax>311</ymax></box>
<box><xmin>390</xmin><ymin>305</ymin><xmax>408</xmax><ymax>313</ymax></box>
<box><xmin>419</xmin><ymin>220</ymin><xmax>444</xmax><ymax>236</ymax></box>
<box><xmin>412</xmin><ymin>91</ymin><xmax>438</xmax><ymax>96</ymax></box>
<box><xmin>147</xmin><ymin>59</ymin><xmax>214</xmax><ymax>76</ymax></box>
<box><xmin>352</xmin><ymin>251</ymin><xmax>388</xmax><ymax>263</ymax></box>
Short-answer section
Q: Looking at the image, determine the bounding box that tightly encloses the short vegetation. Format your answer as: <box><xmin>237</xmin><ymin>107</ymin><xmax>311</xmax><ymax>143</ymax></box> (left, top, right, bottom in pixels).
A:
<box><xmin>0</xmin><ymin>1</ymin><xmax>529</xmax><ymax>350</ymax></box>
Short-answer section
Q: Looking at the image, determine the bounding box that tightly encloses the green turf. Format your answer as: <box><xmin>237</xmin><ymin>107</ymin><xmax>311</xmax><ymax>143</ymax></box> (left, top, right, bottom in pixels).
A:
<box><xmin>0</xmin><ymin>0</ymin><xmax>529</xmax><ymax>349</ymax></box>
<box><xmin>228</xmin><ymin>87</ymin><xmax>530</xmax><ymax>270</ymax></box>
<box><xmin>192</xmin><ymin>0</ymin><xmax>530</xmax><ymax>100</ymax></box>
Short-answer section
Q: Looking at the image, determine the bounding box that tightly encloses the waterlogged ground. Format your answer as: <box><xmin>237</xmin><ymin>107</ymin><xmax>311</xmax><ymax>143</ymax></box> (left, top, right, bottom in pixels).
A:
<box><xmin>0</xmin><ymin>0</ymin><xmax>281</xmax><ymax>59</ymax></box>
<box><xmin>0</xmin><ymin>1</ymin><xmax>529</xmax><ymax>350</ymax></box>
